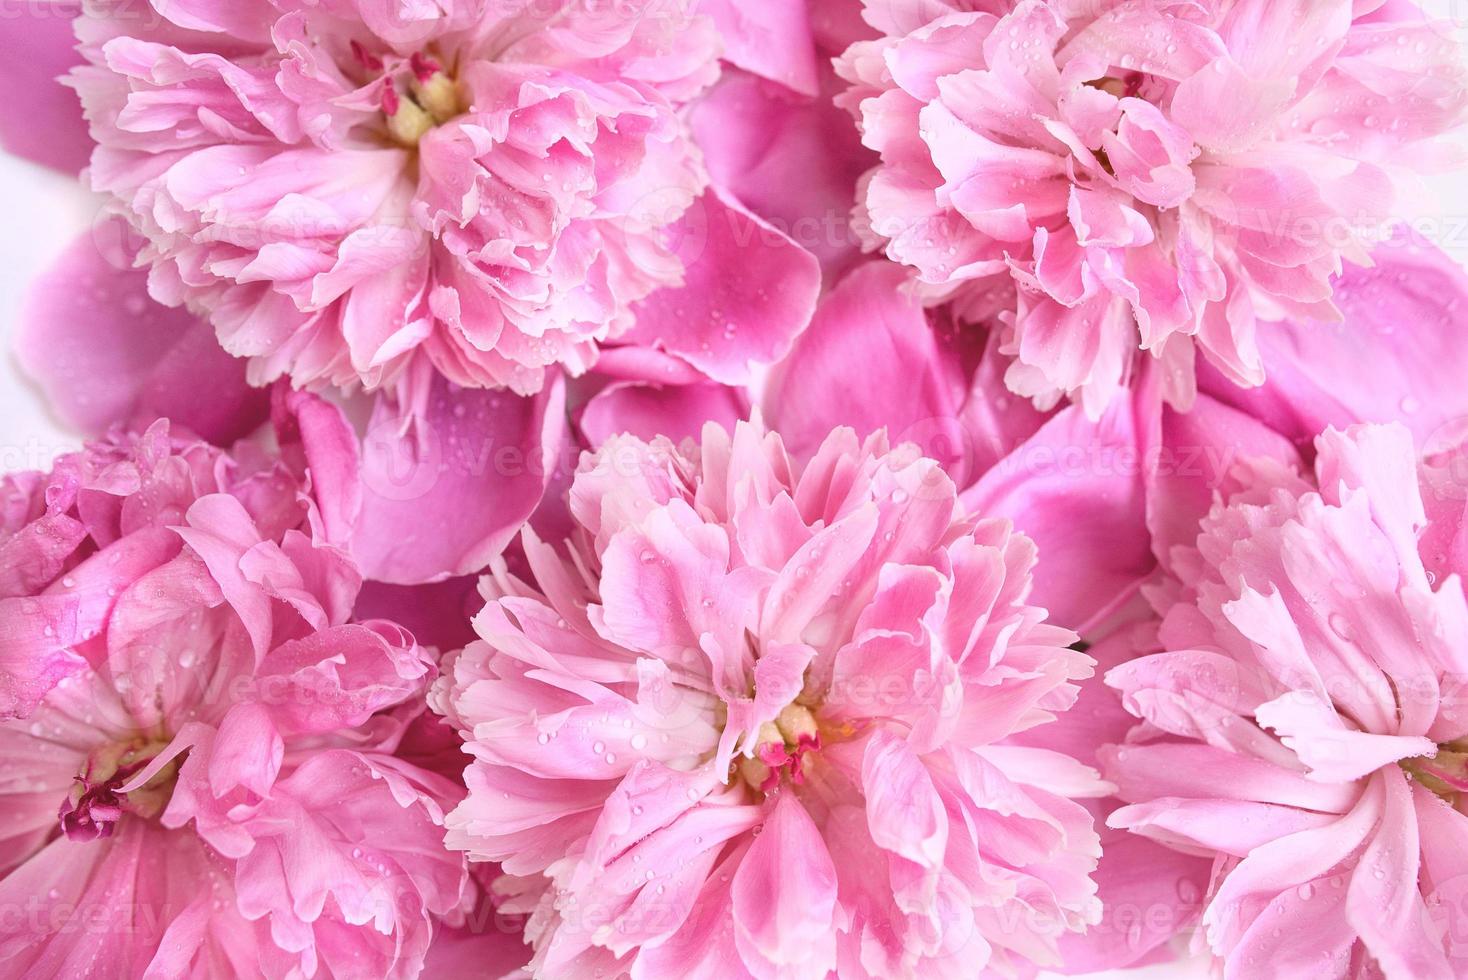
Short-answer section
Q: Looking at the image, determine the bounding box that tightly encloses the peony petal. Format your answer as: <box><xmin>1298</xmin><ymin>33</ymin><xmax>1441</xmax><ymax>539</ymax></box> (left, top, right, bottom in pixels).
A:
<box><xmin>730</xmin><ymin>792</ymin><xmax>838</xmax><ymax>976</ymax></box>
<box><xmin>271</xmin><ymin>388</ymin><xmax>360</xmax><ymax>549</ymax></box>
<box><xmin>964</xmin><ymin>396</ymin><xmax>1152</xmax><ymax>634</ymax></box>
<box><xmin>691</xmin><ymin>68</ymin><xmax>874</xmax><ymax>276</ymax></box>
<box><xmin>1142</xmin><ymin>390</ymin><xmax>1301</xmax><ymax>569</ymax></box>
<box><xmin>699</xmin><ymin>0</ymin><xmax>820</xmax><ymax>95</ymax></box>
<box><xmin>1200</xmin><ymin>234</ymin><xmax>1468</xmax><ymax>447</ymax></box>
<box><xmin>765</xmin><ymin>261</ymin><xmax>968</xmax><ymax>471</ymax></box>
<box><xmin>579</xmin><ymin>380</ymin><xmax>746</xmax><ymax>448</ymax></box>
<box><xmin>17</xmin><ymin>227</ymin><xmax>268</xmax><ymax>444</ymax></box>
<box><xmin>353</xmin><ymin>374</ymin><xmax>565</xmax><ymax>583</ymax></box>
<box><xmin>1345</xmin><ymin>769</ymin><xmax>1453</xmax><ymax>979</ymax></box>
<box><xmin>0</xmin><ymin>2</ymin><xmax>91</xmax><ymax>173</ymax></box>
<box><xmin>626</xmin><ymin>187</ymin><xmax>821</xmax><ymax>386</ymax></box>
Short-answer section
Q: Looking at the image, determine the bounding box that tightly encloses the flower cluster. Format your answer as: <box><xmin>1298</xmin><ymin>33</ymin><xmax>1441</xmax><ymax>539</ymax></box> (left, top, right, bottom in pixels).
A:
<box><xmin>0</xmin><ymin>0</ymin><xmax>1466</xmax><ymax>976</ymax></box>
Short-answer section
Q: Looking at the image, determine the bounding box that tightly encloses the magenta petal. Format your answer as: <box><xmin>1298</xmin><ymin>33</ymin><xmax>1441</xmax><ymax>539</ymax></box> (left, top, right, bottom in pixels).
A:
<box><xmin>351</xmin><ymin>576</ymin><xmax>479</xmax><ymax>652</ymax></box>
<box><xmin>0</xmin><ymin>525</ymin><xmax>179</xmax><ymax>719</ymax></box>
<box><xmin>579</xmin><ymin>380</ymin><xmax>746</xmax><ymax>447</ymax></box>
<box><xmin>764</xmin><ymin>260</ymin><xmax>1048</xmax><ymax>484</ymax></box>
<box><xmin>17</xmin><ymin>228</ymin><xmax>267</xmax><ymax>444</ymax></box>
<box><xmin>423</xmin><ymin>919</ymin><xmax>533</xmax><ymax>980</ymax></box>
<box><xmin>353</xmin><ymin>375</ymin><xmax>566</xmax><ymax>584</ymax></box>
<box><xmin>700</xmin><ymin>0</ymin><xmax>820</xmax><ymax>95</ymax></box>
<box><xmin>691</xmin><ymin>68</ymin><xmax>874</xmax><ymax>276</ymax></box>
<box><xmin>626</xmin><ymin>187</ymin><xmax>820</xmax><ymax>386</ymax></box>
<box><xmin>0</xmin><ymin>3</ymin><xmax>90</xmax><ymax>173</ymax></box>
<box><xmin>765</xmin><ymin>261</ymin><xmax>966</xmax><ymax>467</ymax></box>
<box><xmin>964</xmin><ymin>397</ymin><xmax>1153</xmax><ymax>633</ymax></box>
<box><xmin>0</xmin><ymin>596</ymin><xmax>86</xmax><ymax>721</ymax></box>
<box><xmin>271</xmin><ymin>389</ymin><xmax>360</xmax><ymax>549</ymax></box>
<box><xmin>1201</xmin><ymin>233</ymin><xmax>1468</xmax><ymax>446</ymax></box>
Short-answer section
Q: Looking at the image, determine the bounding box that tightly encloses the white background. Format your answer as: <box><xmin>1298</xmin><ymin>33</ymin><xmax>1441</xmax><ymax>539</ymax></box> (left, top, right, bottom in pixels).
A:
<box><xmin>2</xmin><ymin>15</ymin><xmax>1468</xmax><ymax>978</ymax></box>
<box><xmin>0</xmin><ymin>158</ymin><xmax>96</xmax><ymax>462</ymax></box>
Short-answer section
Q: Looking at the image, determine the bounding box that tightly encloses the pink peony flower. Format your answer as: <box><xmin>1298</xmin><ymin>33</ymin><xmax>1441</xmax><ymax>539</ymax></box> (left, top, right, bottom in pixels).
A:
<box><xmin>68</xmin><ymin>0</ymin><xmax>818</xmax><ymax>400</ymax></box>
<box><xmin>437</xmin><ymin>418</ymin><xmax>1105</xmax><ymax>977</ymax></box>
<box><xmin>0</xmin><ymin>418</ymin><xmax>309</xmax><ymax>718</ymax></box>
<box><xmin>836</xmin><ymin>0</ymin><xmax>1468</xmax><ymax>415</ymax></box>
<box><xmin>0</xmin><ymin>419</ymin><xmax>469</xmax><ymax>976</ymax></box>
<box><xmin>1104</xmin><ymin>422</ymin><xmax>1468</xmax><ymax>976</ymax></box>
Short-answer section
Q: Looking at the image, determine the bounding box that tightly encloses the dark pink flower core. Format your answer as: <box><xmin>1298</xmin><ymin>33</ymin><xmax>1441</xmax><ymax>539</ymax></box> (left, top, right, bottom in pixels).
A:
<box><xmin>736</xmin><ymin>702</ymin><xmax>827</xmax><ymax>793</ymax></box>
<box><xmin>367</xmin><ymin>47</ymin><xmax>465</xmax><ymax>147</ymax></box>
<box><xmin>58</xmin><ymin>740</ymin><xmax>182</xmax><ymax>841</ymax></box>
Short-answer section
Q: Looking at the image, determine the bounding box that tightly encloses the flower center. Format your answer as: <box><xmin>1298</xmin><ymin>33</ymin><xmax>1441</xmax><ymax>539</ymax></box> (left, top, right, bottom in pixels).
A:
<box><xmin>1088</xmin><ymin>72</ymin><xmax>1144</xmax><ymax>100</ymax></box>
<box><xmin>735</xmin><ymin>703</ymin><xmax>823</xmax><ymax>793</ymax></box>
<box><xmin>1401</xmin><ymin>742</ymin><xmax>1468</xmax><ymax>802</ymax></box>
<box><xmin>59</xmin><ymin>739</ymin><xmax>181</xmax><ymax>841</ymax></box>
<box><xmin>354</xmin><ymin>43</ymin><xmax>465</xmax><ymax>148</ymax></box>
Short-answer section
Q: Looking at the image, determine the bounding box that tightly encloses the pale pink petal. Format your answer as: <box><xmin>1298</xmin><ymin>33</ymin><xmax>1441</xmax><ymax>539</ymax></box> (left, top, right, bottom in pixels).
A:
<box><xmin>60</xmin><ymin>0</ymin><xmax>806</xmax><ymax>409</ymax></box>
<box><xmin>730</xmin><ymin>793</ymin><xmax>838</xmax><ymax>977</ymax></box>
<box><xmin>441</xmin><ymin>417</ymin><xmax>1103</xmax><ymax>974</ymax></box>
<box><xmin>1345</xmin><ymin>769</ymin><xmax>1452</xmax><ymax>979</ymax></box>
<box><xmin>836</xmin><ymin>0</ymin><xmax>1468</xmax><ymax>414</ymax></box>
